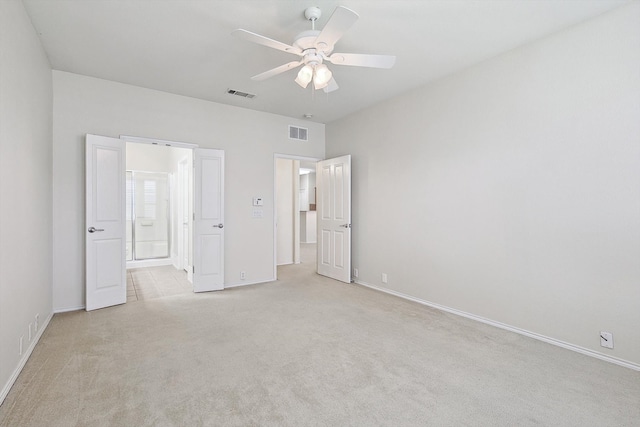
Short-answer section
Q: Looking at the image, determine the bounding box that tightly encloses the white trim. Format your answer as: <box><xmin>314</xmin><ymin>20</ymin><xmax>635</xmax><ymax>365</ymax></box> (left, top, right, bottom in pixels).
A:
<box><xmin>186</xmin><ymin>265</ymin><xmax>193</xmax><ymax>283</ymax></box>
<box><xmin>0</xmin><ymin>312</ymin><xmax>54</xmax><ymax>405</ymax></box>
<box><xmin>354</xmin><ymin>280</ymin><xmax>640</xmax><ymax>372</ymax></box>
<box><xmin>224</xmin><ymin>278</ymin><xmax>275</xmax><ymax>289</ymax></box>
<box><xmin>274</xmin><ymin>153</ymin><xmax>320</xmax><ymax>162</ymax></box>
<box><xmin>119</xmin><ymin>135</ymin><xmax>198</xmax><ymax>149</ymax></box>
<box><xmin>54</xmin><ymin>305</ymin><xmax>85</xmax><ymax>313</ymax></box>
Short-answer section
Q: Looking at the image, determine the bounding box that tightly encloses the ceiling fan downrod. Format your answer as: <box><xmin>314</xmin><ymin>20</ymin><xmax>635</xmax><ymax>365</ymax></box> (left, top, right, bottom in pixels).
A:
<box><xmin>304</xmin><ymin>6</ymin><xmax>322</xmax><ymax>31</ymax></box>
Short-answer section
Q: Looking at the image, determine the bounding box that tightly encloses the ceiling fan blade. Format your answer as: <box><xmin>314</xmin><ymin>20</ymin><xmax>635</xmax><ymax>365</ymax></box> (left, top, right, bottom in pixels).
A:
<box><xmin>232</xmin><ymin>29</ymin><xmax>302</xmax><ymax>55</ymax></box>
<box><xmin>327</xmin><ymin>53</ymin><xmax>396</xmax><ymax>69</ymax></box>
<box><xmin>251</xmin><ymin>61</ymin><xmax>303</xmax><ymax>81</ymax></box>
<box><xmin>314</xmin><ymin>6</ymin><xmax>359</xmax><ymax>51</ymax></box>
<box><xmin>323</xmin><ymin>77</ymin><xmax>339</xmax><ymax>93</ymax></box>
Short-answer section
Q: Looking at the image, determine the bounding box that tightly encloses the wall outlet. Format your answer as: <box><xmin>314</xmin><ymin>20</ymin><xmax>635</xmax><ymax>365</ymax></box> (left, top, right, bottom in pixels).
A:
<box><xmin>353</xmin><ymin>268</ymin><xmax>359</xmax><ymax>278</ymax></box>
<box><xmin>381</xmin><ymin>273</ymin><xmax>388</xmax><ymax>284</ymax></box>
<box><xmin>19</xmin><ymin>336</ymin><xmax>23</xmax><ymax>356</ymax></box>
<box><xmin>600</xmin><ymin>331</ymin><xmax>614</xmax><ymax>349</ymax></box>
<box><xmin>240</xmin><ymin>271</ymin><xmax>246</xmax><ymax>280</ymax></box>
<box><xmin>35</xmin><ymin>314</ymin><xmax>39</xmax><ymax>332</ymax></box>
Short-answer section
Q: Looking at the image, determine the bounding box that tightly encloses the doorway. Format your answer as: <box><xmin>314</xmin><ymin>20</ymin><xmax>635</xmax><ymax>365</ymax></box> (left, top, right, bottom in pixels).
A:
<box><xmin>125</xmin><ymin>141</ymin><xmax>193</xmax><ymax>271</ymax></box>
<box><xmin>124</xmin><ymin>141</ymin><xmax>194</xmax><ymax>301</ymax></box>
<box><xmin>274</xmin><ymin>155</ymin><xmax>320</xmax><ymax>278</ymax></box>
<box><xmin>86</xmin><ymin>134</ymin><xmax>226</xmax><ymax>311</ymax></box>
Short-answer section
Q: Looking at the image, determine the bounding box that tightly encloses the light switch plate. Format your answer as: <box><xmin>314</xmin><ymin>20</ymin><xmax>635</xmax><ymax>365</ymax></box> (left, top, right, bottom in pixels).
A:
<box><xmin>600</xmin><ymin>331</ymin><xmax>613</xmax><ymax>349</ymax></box>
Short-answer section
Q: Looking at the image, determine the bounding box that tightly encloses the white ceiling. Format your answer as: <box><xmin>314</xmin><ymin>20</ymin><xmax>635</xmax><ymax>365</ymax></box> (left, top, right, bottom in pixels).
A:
<box><xmin>23</xmin><ymin>0</ymin><xmax>629</xmax><ymax>123</ymax></box>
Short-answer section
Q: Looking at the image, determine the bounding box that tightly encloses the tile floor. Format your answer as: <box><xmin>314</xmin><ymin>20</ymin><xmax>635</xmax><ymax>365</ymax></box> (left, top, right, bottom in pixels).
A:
<box><xmin>126</xmin><ymin>265</ymin><xmax>192</xmax><ymax>302</ymax></box>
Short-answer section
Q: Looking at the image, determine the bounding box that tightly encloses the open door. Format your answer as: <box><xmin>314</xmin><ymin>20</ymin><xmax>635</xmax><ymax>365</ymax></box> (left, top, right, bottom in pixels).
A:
<box><xmin>193</xmin><ymin>148</ymin><xmax>225</xmax><ymax>292</ymax></box>
<box><xmin>85</xmin><ymin>134</ymin><xmax>126</xmax><ymax>311</ymax></box>
<box><xmin>316</xmin><ymin>155</ymin><xmax>351</xmax><ymax>283</ymax></box>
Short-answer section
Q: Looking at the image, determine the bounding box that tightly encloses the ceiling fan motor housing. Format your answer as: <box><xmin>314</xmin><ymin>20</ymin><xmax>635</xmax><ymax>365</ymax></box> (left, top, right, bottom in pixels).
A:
<box><xmin>304</xmin><ymin>7</ymin><xmax>322</xmax><ymax>22</ymax></box>
<box><xmin>294</xmin><ymin>30</ymin><xmax>333</xmax><ymax>60</ymax></box>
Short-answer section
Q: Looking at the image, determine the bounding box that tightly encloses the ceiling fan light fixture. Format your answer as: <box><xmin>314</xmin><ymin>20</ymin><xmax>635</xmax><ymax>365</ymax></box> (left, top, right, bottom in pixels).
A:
<box><xmin>233</xmin><ymin>6</ymin><xmax>395</xmax><ymax>94</ymax></box>
<box><xmin>313</xmin><ymin>64</ymin><xmax>332</xmax><ymax>90</ymax></box>
<box><xmin>295</xmin><ymin>64</ymin><xmax>313</xmax><ymax>88</ymax></box>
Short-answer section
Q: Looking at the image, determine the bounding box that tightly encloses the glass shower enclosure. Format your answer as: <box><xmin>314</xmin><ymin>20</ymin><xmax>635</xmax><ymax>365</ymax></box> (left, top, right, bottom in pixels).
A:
<box><xmin>126</xmin><ymin>171</ymin><xmax>170</xmax><ymax>261</ymax></box>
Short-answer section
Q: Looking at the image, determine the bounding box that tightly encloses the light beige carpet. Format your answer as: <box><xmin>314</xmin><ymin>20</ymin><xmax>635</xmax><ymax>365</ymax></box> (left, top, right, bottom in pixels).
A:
<box><xmin>1</xmin><ymin>255</ymin><xmax>639</xmax><ymax>426</ymax></box>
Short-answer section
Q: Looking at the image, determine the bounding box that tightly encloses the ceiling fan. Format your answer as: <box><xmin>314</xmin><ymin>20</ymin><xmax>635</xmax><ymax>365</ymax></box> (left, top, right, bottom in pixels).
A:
<box><xmin>232</xmin><ymin>6</ymin><xmax>396</xmax><ymax>93</ymax></box>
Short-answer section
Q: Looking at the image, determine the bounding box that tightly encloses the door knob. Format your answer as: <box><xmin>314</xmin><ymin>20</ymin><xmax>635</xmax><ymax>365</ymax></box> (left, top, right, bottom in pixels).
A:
<box><xmin>213</xmin><ymin>223</ymin><xmax>224</xmax><ymax>228</ymax></box>
<box><xmin>88</xmin><ymin>227</ymin><xmax>105</xmax><ymax>233</ymax></box>
<box><xmin>339</xmin><ymin>224</ymin><xmax>351</xmax><ymax>228</ymax></box>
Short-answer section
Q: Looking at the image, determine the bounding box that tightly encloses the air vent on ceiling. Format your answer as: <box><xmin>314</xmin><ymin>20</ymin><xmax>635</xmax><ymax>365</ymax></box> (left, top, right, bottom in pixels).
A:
<box><xmin>289</xmin><ymin>125</ymin><xmax>308</xmax><ymax>141</ymax></box>
<box><xmin>227</xmin><ymin>89</ymin><xmax>256</xmax><ymax>99</ymax></box>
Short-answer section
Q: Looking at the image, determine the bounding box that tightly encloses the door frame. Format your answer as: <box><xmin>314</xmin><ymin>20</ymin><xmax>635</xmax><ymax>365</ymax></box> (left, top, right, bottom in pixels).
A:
<box><xmin>273</xmin><ymin>154</ymin><xmax>322</xmax><ymax>280</ymax></box>
<box><xmin>177</xmin><ymin>156</ymin><xmax>191</xmax><ymax>275</ymax></box>
<box><xmin>121</xmin><ymin>136</ymin><xmax>226</xmax><ymax>291</ymax></box>
<box><xmin>121</xmin><ymin>136</ymin><xmax>196</xmax><ymax>276</ymax></box>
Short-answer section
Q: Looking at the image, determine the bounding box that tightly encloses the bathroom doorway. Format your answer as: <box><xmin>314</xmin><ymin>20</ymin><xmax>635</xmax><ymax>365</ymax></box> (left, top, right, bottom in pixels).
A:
<box><xmin>125</xmin><ymin>141</ymin><xmax>194</xmax><ymax>302</ymax></box>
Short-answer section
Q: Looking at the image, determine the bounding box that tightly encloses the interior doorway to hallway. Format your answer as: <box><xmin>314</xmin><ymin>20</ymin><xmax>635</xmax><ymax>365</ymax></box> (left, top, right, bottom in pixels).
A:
<box><xmin>274</xmin><ymin>155</ymin><xmax>320</xmax><ymax>278</ymax></box>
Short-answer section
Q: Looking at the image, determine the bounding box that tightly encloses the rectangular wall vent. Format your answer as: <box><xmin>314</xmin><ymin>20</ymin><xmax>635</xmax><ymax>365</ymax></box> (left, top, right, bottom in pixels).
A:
<box><xmin>289</xmin><ymin>125</ymin><xmax>308</xmax><ymax>141</ymax></box>
<box><xmin>227</xmin><ymin>89</ymin><xmax>256</xmax><ymax>99</ymax></box>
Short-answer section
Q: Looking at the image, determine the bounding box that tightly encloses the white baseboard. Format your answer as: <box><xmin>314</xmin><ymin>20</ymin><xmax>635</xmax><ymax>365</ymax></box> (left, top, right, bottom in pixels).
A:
<box><xmin>354</xmin><ymin>280</ymin><xmax>640</xmax><ymax>372</ymax></box>
<box><xmin>224</xmin><ymin>277</ymin><xmax>276</xmax><ymax>289</ymax></box>
<box><xmin>53</xmin><ymin>305</ymin><xmax>85</xmax><ymax>313</ymax></box>
<box><xmin>0</xmin><ymin>312</ymin><xmax>54</xmax><ymax>405</ymax></box>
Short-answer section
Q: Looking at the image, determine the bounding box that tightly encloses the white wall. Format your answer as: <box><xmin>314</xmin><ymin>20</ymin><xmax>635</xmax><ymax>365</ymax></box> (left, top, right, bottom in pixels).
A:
<box><xmin>126</xmin><ymin>142</ymin><xmax>175</xmax><ymax>172</ymax></box>
<box><xmin>0</xmin><ymin>0</ymin><xmax>53</xmax><ymax>401</ymax></box>
<box><xmin>52</xmin><ymin>71</ymin><xmax>324</xmax><ymax>310</ymax></box>
<box><xmin>326</xmin><ymin>3</ymin><xmax>640</xmax><ymax>366</ymax></box>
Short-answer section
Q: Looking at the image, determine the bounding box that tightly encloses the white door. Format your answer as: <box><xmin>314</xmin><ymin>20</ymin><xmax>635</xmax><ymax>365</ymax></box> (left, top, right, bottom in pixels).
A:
<box><xmin>193</xmin><ymin>148</ymin><xmax>225</xmax><ymax>292</ymax></box>
<box><xmin>316</xmin><ymin>155</ymin><xmax>351</xmax><ymax>283</ymax></box>
<box><xmin>85</xmin><ymin>134</ymin><xmax>126</xmax><ymax>311</ymax></box>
